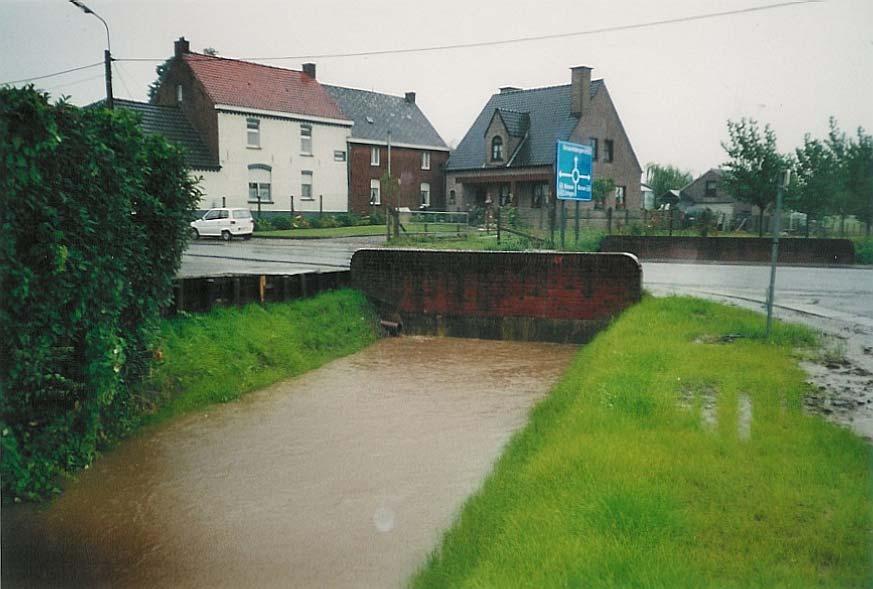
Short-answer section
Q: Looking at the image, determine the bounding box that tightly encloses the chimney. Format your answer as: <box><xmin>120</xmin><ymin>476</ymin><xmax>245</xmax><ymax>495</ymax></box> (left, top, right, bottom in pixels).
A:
<box><xmin>405</xmin><ymin>91</ymin><xmax>416</xmax><ymax>104</ymax></box>
<box><xmin>174</xmin><ymin>37</ymin><xmax>190</xmax><ymax>59</ymax></box>
<box><xmin>499</xmin><ymin>86</ymin><xmax>521</xmax><ymax>94</ymax></box>
<box><xmin>302</xmin><ymin>63</ymin><xmax>316</xmax><ymax>79</ymax></box>
<box><xmin>570</xmin><ymin>66</ymin><xmax>592</xmax><ymax>117</ymax></box>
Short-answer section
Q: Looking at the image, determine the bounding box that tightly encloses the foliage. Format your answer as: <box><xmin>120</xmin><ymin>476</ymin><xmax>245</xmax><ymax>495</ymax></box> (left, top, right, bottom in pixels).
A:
<box><xmin>0</xmin><ymin>87</ymin><xmax>200</xmax><ymax>501</ymax></box>
<box><xmin>853</xmin><ymin>237</ymin><xmax>873</xmax><ymax>264</ymax></box>
<box><xmin>368</xmin><ymin>211</ymin><xmax>385</xmax><ymax>226</ymax></box>
<box><xmin>271</xmin><ymin>216</ymin><xmax>293</xmax><ymax>231</ymax></box>
<box><xmin>292</xmin><ymin>214</ymin><xmax>311</xmax><ymax>229</ymax></box>
<box><xmin>792</xmin><ymin>129</ymin><xmax>840</xmax><ymax>231</ymax></box>
<box><xmin>646</xmin><ymin>163</ymin><xmax>693</xmax><ymax>205</ymax></box>
<box><xmin>253</xmin><ymin>217</ymin><xmax>274</xmax><ymax>232</ymax></box>
<box><xmin>147</xmin><ymin>58</ymin><xmax>173</xmax><ymax>103</ymax></box>
<box><xmin>413</xmin><ymin>297</ymin><xmax>872</xmax><ymax>588</ymax></box>
<box><xmin>721</xmin><ymin>118</ymin><xmax>789</xmax><ymax>236</ymax></box>
<box><xmin>592</xmin><ymin>178</ymin><xmax>616</xmax><ymax>209</ymax></box>
<box><xmin>202</xmin><ymin>47</ymin><xmax>219</xmax><ymax>56</ymax></box>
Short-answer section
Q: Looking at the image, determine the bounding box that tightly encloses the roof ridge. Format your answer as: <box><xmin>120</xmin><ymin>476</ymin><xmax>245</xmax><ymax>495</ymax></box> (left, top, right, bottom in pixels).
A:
<box><xmin>323</xmin><ymin>84</ymin><xmax>412</xmax><ymax>101</ymax></box>
<box><xmin>183</xmin><ymin>51</ymin><xmax>308</xmax><ymax>76</ymax></box>
<box><xmin>491</xmin><ymin>78</ymin><xmax>604</xmax><ymax>96</ymax></box>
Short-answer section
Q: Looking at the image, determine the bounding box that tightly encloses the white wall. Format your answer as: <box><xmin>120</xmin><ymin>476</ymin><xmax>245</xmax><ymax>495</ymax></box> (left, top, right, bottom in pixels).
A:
<box><xmin>194</xmin><ymin>111</ymin><xmax>351</xmax><ymax>213</ymax></box>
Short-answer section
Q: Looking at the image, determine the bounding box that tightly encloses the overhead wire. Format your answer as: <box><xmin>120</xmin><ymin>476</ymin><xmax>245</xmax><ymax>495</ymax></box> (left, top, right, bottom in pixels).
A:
<box><xmin>1</xmin><ymin>61</ymin><xmax>103</xmax><ymax>85</ymax></box>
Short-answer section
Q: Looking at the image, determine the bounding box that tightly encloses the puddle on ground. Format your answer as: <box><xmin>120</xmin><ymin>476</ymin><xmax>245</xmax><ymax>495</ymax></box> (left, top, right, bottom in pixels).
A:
<box><xmin>2</xmin><ymin>337</ymin><xmax>577</xmax><ymax>589</ymax></box>
<box><xmin>802</xmin><ymin>356</ymin><xmax>873</xmax><ymax>442</ymax></box>
<box><xmin>737</xmin><ymin>394</ymin><xmax>752</xmax><ymax>441</ymax></box>
<box><xmin>679</xmin><ymin>384</ymin><xmax>719</xmax><ymax>431</ymax></box>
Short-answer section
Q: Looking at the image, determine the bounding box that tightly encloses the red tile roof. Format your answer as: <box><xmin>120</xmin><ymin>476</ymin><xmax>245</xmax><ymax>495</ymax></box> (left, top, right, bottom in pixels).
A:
<box><xmin>183</xmin><ymin>53</ymin><xmax>349</xmax><ymax>121</ymax></box>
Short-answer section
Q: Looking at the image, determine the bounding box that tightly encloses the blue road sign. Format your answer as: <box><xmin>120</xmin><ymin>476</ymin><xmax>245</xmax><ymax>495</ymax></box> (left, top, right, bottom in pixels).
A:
<box><xmin>555</xmin><ymin>140</ymin><xmax>593</xmax><ymax>201</ymax></box>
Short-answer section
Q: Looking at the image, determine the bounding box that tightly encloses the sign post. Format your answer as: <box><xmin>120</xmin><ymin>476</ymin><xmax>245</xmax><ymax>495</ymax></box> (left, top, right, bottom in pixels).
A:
<box><xmin>765</xmin><ymin>169</ymin><xmax>790</xmax><ymax>338</ymax></box>
<box><xmin>555</xmin><ymin>140</ymin><xmax>592</xmax><ymax>249</ymax></box>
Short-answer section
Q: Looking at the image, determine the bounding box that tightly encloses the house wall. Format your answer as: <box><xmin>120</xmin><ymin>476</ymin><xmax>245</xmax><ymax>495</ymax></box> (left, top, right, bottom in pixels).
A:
<box><xmin>349</xmin><ymin>143</ymin><xmax>447</xmax><ymax>213</ymax></box>
<box><xmin>682</xmin><ymin>169</ymin><xmax>754</xmax><ymax>218</ymax></box>
<box><xmin>351</xmin><ymin>249</ymin><xmax>642</xmax><ymax>343</ymax></box>
<box><xmin>483</xmin><ymin>114</ymin><xmax>520</xmax><ymax>167</ymax></box>
<box><xmin>201</xmin><ymin>111</ymin><xmax>351</xmax><ymax>212</ymax></box>
<box><xmin>569</xmin><ymin>86</ymin><xmax>642</xmax><ymax>210</ymax></box>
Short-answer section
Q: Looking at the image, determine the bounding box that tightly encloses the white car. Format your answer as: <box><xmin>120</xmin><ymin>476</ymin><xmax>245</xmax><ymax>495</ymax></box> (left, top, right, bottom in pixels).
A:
<box><xmin>190</xmin><ymin>208</ymin><xmax>254</xmax><ymax>241</ymax></box>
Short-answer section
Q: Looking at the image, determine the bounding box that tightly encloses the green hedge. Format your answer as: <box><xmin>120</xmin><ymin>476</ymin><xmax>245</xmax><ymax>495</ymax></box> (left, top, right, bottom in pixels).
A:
<box><xmin>0</xmin><ymin>87</ymin><xmax>200</xmax><ymax>501</ymax></box>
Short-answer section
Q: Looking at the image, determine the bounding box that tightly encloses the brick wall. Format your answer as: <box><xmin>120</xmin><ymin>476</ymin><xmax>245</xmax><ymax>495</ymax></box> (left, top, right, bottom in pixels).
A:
<box><xmin>154</xmin><ymin>58</ymin><xmax>219</xmax><ymax>165</ymax></box>
<box><xmin>600</xmin><ymin>236</ymin><xmax>855</xmax><ymax>265</ymax></box>
<box><xmin>348</xmin><ymin>144</ymin><xmax>448</xmax><ymax>214</ymax></box>
<box><xmin>350</xmin><ymin>249</ymin><xmax>641</xmax><ymax>343</ymax></box>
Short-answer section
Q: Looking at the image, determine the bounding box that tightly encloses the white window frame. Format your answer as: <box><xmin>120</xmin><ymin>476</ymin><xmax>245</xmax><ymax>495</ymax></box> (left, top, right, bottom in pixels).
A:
<box><xmin>300</xmin><ymin>124</ymin><xmax>312</xmax><ymax>155</ymax></box>
<box><xmin>301</xmin><ymin>170</ymin><xmax>314</xmax><ymax>200</ymax></box>
<box><xmin>370</xmin><ymin>178</ymin><xmax>381</xmax><ymax>205</ymax></box>
<box><xmin>420</xmin><ymin>182</ymin><xmax>431</xmax><ymax>207</ymax></box>
<box><xmin>247</xmin><ymin>164</ymin><xmax>272</xmax><ymax>203</ymax></box>
<box><xmin>247</xmin><ymin>118</ymin><xmax>260</xmax><ymax>148</ymax></box>
<box><xmin>334</xmin><ymin>150</ymin><xmax>346</xmax><ymax>161</ymax></box>
<box><xmin>175</xmin><ymin>84</ymin><xmax>183</xmax><ymax>103</ymax></box>
<box><xmin>421</xmin><ymin>151</ymin><xmax>431</xmax><ymax>170</ymax></box>
<box><xmin>370</xmin><ymin>146</ymin><xmax>380</xmax><ymax>166</ymax></box>
<box><xmin>615</xmin><ymin>185</ymin><xmax>626</xmax><ymax>209</ymax></box>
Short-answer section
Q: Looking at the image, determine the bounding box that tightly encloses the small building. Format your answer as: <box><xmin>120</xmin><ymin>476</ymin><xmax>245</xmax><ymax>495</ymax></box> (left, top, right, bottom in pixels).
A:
<box><xmin>445</xmin><ymin>66</ymin><xmax>642</xmax><ymax>219</ymax></box>
<box><xmin>678</xmin><ymin>168</ymin><xmax>755</xmax><ymax>226</ymax></box>
<box><xmin>152</xmin><ymin>38</ymin><xmax>353</xmax><ymax>213</ymax></box>
<box><xmin>323</xmin><ymin>86</ymin><xmax>449</xmax><ymax>214</ymax></box>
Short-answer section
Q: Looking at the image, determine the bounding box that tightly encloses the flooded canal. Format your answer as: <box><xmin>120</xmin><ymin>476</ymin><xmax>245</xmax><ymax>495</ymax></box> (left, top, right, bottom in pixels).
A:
<box><xmin>2</xmin><ymin>337</ymin><xmax>577</xmax><ymax>588</ymax></box>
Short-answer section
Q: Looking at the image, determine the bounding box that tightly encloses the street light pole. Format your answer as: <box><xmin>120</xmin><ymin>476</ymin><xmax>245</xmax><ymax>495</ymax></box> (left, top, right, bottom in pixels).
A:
<box><xmin>69</xmin><ymin>0</ymin><xmax>113</xmax><ymax>109</ymax></box>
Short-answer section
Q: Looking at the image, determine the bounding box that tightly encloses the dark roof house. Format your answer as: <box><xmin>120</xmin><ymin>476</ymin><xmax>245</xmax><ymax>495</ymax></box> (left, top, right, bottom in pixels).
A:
<box><xmin>446</xmin><ymin>66</ymin><xmax>643</xmax><ymax>213</ymax></box>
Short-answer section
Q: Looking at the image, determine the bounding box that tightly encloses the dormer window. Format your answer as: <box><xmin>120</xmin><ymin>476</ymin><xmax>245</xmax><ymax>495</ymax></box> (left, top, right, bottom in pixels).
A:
<box><xmin>175</xmin><ymin>84</ymin><xmax>183</xmax><ymax>103</ymax></box>
<box><xmin>491</xmin><ymin>136</ymin><xmax>504</xmax><ymax>162</ymax></box>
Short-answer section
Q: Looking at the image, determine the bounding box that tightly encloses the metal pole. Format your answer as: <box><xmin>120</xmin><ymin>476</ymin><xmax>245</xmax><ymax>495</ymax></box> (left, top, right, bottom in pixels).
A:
<box><xmin>766</xmin><ymin>170</ymin><xmax>790</xmax><ymax>338</ymax></box>
<box><xmin>104</xmin><ymin>49</ymin><xmax>114</xmax><ymax>110</ymax></box>
<box><xmin>560</xmin><ymin>200</ymin><xmax>566</xmax><ymax>249</ymax></box>
<box><xmin>574</xmin><ymin>201</ymin><xmax>580</xmax><ymax>244</ymax></box>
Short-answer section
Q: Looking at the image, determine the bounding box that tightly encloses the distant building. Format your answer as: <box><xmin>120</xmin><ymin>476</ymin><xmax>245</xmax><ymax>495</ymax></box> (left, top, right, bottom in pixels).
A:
<box><xmin>678</xmin><ymin>168</ymin><xmax>755</xmax><ymax>226</ymax></box>
<box><xmin>445</xmin><ymin>66</ymin><xmax>642</xmax><ymax>217</ymax></box>
<box><xmin>323</xmin><ymin>86</ymin><xmax>448</xmax><ymax>214</ymax></box>
<box><xmin>641</xmin><ymin>182</ymin><xmax>655</xmax><ymax>210</ymax></box>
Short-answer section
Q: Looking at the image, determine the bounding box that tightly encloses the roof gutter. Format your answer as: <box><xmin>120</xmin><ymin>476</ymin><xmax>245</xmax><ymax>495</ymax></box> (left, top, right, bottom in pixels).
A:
<box><xmin>214</xmin><ymin>104</ymin><xmax>354</xmax><ymax>127</ymax></box>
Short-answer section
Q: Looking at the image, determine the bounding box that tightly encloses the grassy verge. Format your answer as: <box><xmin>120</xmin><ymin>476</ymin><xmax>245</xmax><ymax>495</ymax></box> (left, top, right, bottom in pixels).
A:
<box><xmin>139</xmin><ymin>289</ymin><xmax>379</xmax><ymax>424</ymax></box>
<box><xmin>256</xmin><ymin>223</ymin><xmax>470</xmax><ymax>239</ymax></box>
<box><xmin>412</xmin><ymin>296</ymin><xmax>872</xmax><ymax>588</ymax></box>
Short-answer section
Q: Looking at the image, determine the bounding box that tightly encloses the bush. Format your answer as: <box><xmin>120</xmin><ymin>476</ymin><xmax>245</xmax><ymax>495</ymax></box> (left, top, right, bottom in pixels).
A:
<box><xmin>318</xmin><ymin>215</ymin><xmax>340</xmax><ymax>229</ymax></box>
<box><xmin>271</xmin><ymin>216</ymin><xmax>292</xmax><ymax>231</ymax></box>
<box><xmin>253</xmin><ymin>217</ymin><xmax>274</xmax><ymax>232</ymax></box>
<box><xmin>292</xmin><ymin>215</ymin><xmax>311</xmax><ymax>229</ymax></box>
<box><xmin>334</xmin><ymin>213</ymin><xmax>361</xmax><ymax>227</ymax></box>
<box><xmin>368</xmin><ymin>212</ymin><xmax>385</xmax><ymax>226</ymax></box>
<box><xmin>0</xmin><ymin>87</ymin><xmax>200</xmax><ymax>501</ymax></box>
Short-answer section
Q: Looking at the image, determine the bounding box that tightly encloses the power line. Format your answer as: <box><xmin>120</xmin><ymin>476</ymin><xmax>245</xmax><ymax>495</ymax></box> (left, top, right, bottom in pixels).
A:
<box><xmin>1</xmin><ymin>61</ymin><xmax>103</xmax><ymax>86</ymax></box>
<box><xmin>43</xmin><ymin>72</ymin><xmax>105</xmax><ymax>92</ymax></box>
<box><xmin>116</xmin><ymin>0</ymin><xmax>821</xmax><ymax>63</ymax></box>
<box><xmin>113</xmin><ymin>61</ymin><xmax>133</xmax><ymax>97</ymax></box>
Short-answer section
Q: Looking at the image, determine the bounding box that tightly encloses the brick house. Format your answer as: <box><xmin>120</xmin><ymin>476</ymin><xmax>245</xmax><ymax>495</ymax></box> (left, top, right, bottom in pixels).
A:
<box><xmin>678</xmin><ymin>168</ymin><xmax>755</xmax><ymax>226</ymax></box>
<box><xmin>324</xmin><ymin>86</ymin><xmax>449</xmax><ymax>214</ymax></box>
<box><xmin>446</xmin><ymin>66</ymin><xmax>642</xmax><ymax>217</ymax></box>
<box><xmin>152</xmin><ymin>38</ymin><xmax>353</xmax><ymax>213</ymax></box>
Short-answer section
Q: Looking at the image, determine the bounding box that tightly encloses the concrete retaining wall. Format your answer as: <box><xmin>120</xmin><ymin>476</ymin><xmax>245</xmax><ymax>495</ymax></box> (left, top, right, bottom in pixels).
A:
<box><xmin>350</xmin><ymin>249</ymin><xmax>641</xmax><ymax>343</ymax></box>
<box><xmin>600</xmin><ymin>236</ymin><xmax>854</xmax><ymax>265</ymax></box>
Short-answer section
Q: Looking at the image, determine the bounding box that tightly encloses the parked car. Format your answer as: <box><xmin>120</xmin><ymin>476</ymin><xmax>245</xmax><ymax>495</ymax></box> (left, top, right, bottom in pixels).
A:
<box><xmin>190</xmin><ymin>208</ymin><xmax>254</xmax><ymax>241</ymax></box>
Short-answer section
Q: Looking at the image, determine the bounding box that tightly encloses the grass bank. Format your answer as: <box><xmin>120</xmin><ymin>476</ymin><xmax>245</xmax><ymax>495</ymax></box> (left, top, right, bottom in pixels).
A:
<box><xmin>256</xmin><ymin>223</ymin><xmax>468</xmax><ymax>239</ymax></box>
<box><xmin>412</xmin><ymin>296</ymin><xmax>872</xmax><ymax>588</ymax></box>
<box><xmin>140</xmin><ymin>289</ymin><xmax>379</xmax><ymax>424</ymax></box>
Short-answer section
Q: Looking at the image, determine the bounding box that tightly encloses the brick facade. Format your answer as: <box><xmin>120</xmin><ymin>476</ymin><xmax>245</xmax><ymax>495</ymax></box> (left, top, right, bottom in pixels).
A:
<box><xmin>348</xmin><ymin>144</ymin><xmax>448</xmax><ymax>214</ymax></box>
<box><xmin>351</xmin><ymin>249</ymin><xmax>642</xmax><ymax>343</ymax></box>
<box><xmin>600</xmin><ymin>236</ymin><xmax>855</xmax><ymax>265</ymax></box>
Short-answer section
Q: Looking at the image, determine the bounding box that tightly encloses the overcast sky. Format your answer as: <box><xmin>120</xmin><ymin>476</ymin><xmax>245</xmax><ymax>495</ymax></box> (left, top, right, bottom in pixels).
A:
<box><xmin>2</xmin><ymin>0</ymin><xmax>871</xmax><ymax>176</ymax></box>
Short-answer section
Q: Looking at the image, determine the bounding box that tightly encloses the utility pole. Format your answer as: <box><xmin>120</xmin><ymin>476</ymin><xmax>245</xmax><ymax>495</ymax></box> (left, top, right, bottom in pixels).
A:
<box><xmin>69</xmin><ymin>1</ymin><xmax>113</xmax><ymax>109</ymax></box>
<box><xmin>765</xmin><ymin>169</ymin><xmax>790</xmax><ymax>338</ymax></box>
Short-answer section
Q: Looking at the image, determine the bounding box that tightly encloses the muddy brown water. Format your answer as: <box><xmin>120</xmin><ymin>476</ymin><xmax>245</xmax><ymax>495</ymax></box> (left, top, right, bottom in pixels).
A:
<box><xmin>2</xmin><ymin>337</ymin><xmax>577</xmax><ymax>588</ymax></box>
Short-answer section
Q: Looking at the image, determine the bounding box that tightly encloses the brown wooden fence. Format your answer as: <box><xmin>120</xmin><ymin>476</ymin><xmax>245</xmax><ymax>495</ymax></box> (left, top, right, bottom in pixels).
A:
<box><xmin>166</xmin><ymin>271</ymin><xmax>351</xmax><ymax>315</ymax></box>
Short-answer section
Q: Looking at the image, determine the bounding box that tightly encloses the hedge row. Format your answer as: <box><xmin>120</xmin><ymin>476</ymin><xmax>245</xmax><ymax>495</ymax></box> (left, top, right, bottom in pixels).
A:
<box><xmin>0</xmin><ymin>87</ymin><xmax>200</xmax><ymax>500</ymax></box>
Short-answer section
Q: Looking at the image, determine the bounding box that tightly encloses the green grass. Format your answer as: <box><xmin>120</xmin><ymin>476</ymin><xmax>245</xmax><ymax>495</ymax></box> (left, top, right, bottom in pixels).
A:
<box><xmin>412</xmin><ymin>296</ymin><xmax>872</xmax><ymax>588</ymax></box>
<box><xmin>139</xmin><ymin>289</ymin><xmax>379</xmax><ymax>423</ymax></box>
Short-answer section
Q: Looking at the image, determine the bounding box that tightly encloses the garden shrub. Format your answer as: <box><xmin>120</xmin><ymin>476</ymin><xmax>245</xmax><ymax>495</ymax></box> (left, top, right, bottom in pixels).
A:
<box><xmin>0</xmin><ymin>87</ymin><xmax>200</xmax><ymax>501</ymax></box>
<box><xmin>253</xmin><ymin>217</ymin><xmax>274</xmax><ymax>232</ymax></box>
<box><xmin>271</xmin><ymin>216</ymin><xmax>292</xmax><ymax>231</ymax></box>
<box><xmin>292</xmin><ymin>214</ymin><xmax>311</xmax><ymax>229</ymax></box>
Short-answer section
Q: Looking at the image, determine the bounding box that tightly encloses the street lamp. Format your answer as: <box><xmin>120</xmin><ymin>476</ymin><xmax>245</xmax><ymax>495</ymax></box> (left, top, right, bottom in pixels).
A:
<box><xmin>68</xmin><ymin>0</ymin><xmax>113</xmax><ymax>109</ymax></box>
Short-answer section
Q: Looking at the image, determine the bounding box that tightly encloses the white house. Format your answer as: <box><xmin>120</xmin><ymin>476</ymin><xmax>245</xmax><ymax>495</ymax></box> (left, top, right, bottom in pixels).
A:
<box><xmin>152</xmin><ymin>38</ymin><xmax>353</xmax><ymax>214</ymax></box>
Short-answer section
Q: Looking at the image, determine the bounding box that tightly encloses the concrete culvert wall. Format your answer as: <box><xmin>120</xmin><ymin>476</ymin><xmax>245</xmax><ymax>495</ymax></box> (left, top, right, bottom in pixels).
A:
<box><xmin>600</xmin><ymin>236</ymin><xmax>855</xmax><ymax>265</ymax></box>
<box><xmin>350</xmin><ymin>249</ymin><xmax>642</xmax><ymax>343</ymax></box>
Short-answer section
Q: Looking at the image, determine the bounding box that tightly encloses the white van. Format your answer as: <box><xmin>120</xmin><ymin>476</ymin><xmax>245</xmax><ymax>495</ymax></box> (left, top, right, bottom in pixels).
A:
<box><xmin>190</xmin><ymin>208</ymin><xmax>254</xmax><ymax>241</ymax></box>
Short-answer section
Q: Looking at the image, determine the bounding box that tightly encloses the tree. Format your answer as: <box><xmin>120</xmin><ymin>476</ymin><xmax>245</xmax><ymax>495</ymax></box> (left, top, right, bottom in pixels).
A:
<box><xmin>645</xmin><ymin>163</ymin><xmax>693</xmax><ymax>206</ymax></box>
<box><xmin>845</xmin><ymin>127</ymin><xmax>873</xmax><ymax>236</ymax></box>
<box><xmin>592</xmin><ymin>178</ymin><xmax>615</xmax><ymax>210</ymax></box>
<box><xmin>202</xmin><ymin>47</ymin><xmax>219</xmax><ymax>56</ymax></box>
<box><xmin>721</xmin><ymin>118</ymin><xmax>788</xmax><ymax>236</ymax></box>
<box><xmin>792</xmin><ymin>135</ymin><xmax>838</xmax><ymax>236</ymax></box>
<box><xmin>147</xmin><ymin>57</ymin><xmax>172</xmax><ymax>102</ymax></box>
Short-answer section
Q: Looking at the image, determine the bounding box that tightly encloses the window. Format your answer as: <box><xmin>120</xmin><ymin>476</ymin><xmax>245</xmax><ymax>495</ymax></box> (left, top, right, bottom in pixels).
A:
<box><xmin>590</xmin><ymin>137</ymin><xmax>598</xmax><ymax>161</ymax></box>
<box><xmin>301</xmin><ymin>171</ymin><xmax>313</xmax><ymax>200</ymax></box>
<box><xmin>421</xmin><ymin>152</ymin><xmax>431</xmax><ymax>170</ymax></box>
<box><xmin>604</xmin><ymin>140</ymin><xmax>614</xmax><ymax>163</ymax></box>
<box><xmin>247</xmin><ymin>118</ymin><xmax>260</xmax><ymax>148</ymax></box>
<box><xmin>233</xmin><ymin>209</ymin><xmax>252</xmax><ymax>219</ymax></box>
<box><xmin>491</xmin><ymin>136</ymin><xmax>504</xmax><ymax>162</ymax></box>
<box><xmin>370</xmin><ymin>178</ymin><xmax>381</xmax><ymax>205</ymax></box>
<box><xmin>204</xmin><ymin>209</ymin><xmax>221</xmax><ymax>220</ymax></box>
<box><xmin>175</xmin><ymin>84</ymin><xmax>183</xmax><ymax>103</ymax></box>
<box><xmin>420</xmin><ymin>182</ymin><xmax>431</xmax><ymax>207</ymax></box>
<box><xmin>219</xmin><ymin>209</ymin><xmax>229</xmax><ymax>219</ymax></box>
<box><xmin>448</xmin><ymin>190</ymin><xmax>456</xmax><ymax>205</ymax></box>
<box><xmin>615</xmin><ymin>185</ymin><xmax>626</xmax><ymax>209</ymax></box>
<box><xmin>300</xmin><ymin>124</ymin><xmax>312</xmax><ymax>154</ymax></box>
<box><xmin>705</xmin><ymin>180</ymin><xmax>717</xmax><ymax>197</ymax></box>
<box><xmin>371</xmin><ymin>146</ymin><xmax>380</xmax><ymax>166</ymax></box>
<box><xmin>532</xmin><ymin>183</ymin><xmax>546</xmax><ymax>208</ymax></box>
<box><xmin>499</xmin><ymin>184</ymin><xmax>511</xmax><ymax>206</ymax></box>
<box><xmin>334</xmin><ymin>150</ymin><xmax>346</xmax><ymax>161</ymax></box>
<box><xmin>247</xmin><ymin>164</ymin><xmax>272</xmax><ymax>202</ymax></box>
